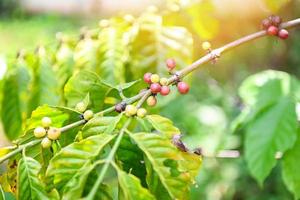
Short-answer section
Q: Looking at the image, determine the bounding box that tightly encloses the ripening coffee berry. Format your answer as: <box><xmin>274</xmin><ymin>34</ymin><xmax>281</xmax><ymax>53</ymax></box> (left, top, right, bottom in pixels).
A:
<box><xmin>278</xmin><ymin>29</ymin><xmax>289</xmax><ymax>40</ymax></box>
<box><xmin>166</xmin><ymin>58</ymin><xmax>176</xmax><ymax>70</ymax></box>
<box><xmin>137</xmin><ymin>108</ymin><xmax>147</xmax><ymax>118</ymax></box>
<box><xmin>267</xmin><ymin>26</ymin><xmax>279</xmax><ymax>36</ymax></box>
<box><xmin>160</xmin><ymin>86</ymin><xmax>170</xmax><ymax>96</ymax></box>
<box><xmin>115</xmin><ymin>103</ymin><xmax>124</xmax><ymax>113</ymax></box>
<box><xmin>125</xmin><ymin>105</ymin><xmax>137</xmax><ymax>116</ymax></box>
<box><xmin>75</xmin><ymin>102</ymin><xmax>86</xmax><ymax>113</ymax></box>
<box><xmin>150</xmin><ymin>83</ymin><xmax>162</xmax><ymax>94</ymax></box>
<box><xmin>261</xmin><ymin>18</ymin><xmax>272</xmax><ymax>29</ymax></box>
<box><xmin>143</xmin><ymin>73</ymin><xmax>152</xmax><ymax>84</ymax></box>
<box><xmin>83</xmin><ymin>110</ymin><xmax>94</xmax><ymax>120</ymax></box>
<box><xmin>202</xmin><ymin>41</ymin><xmax>211</xmax><ymax>51</ymax></box>
<box><xmin>147</xmin><ymin>96</ymin><xmax>157</xmax><ymax>107</ymax></box>
<box><xmin>271</xmin><ymin>15</ymin><xmax>282</xmax><ymax>26</ymax></box>
<box><xmin>47</xmin><ymin>127</ymin><xmax>61</xmax><ymax>140</ymax></box>
<box><xmin>34</xmin><ymin>126</ymin><xmax>46</xmax><ymax>138</ymax></box>
<box><xmin>150</xmin><ymin>74</ymin><xmax>160</xmax><ymax>83</ymax></box>
<box><xmin>41</xmin><ymin>117</ymin><xmax>52</xmax><ymax>128</ymax></box>
<box><xmin>41</xmin><ymin>137</ymin><xmax>52</xmax><ymax>148</ymax></box>
<box><xmin>177</xmin><ymin>81</ymin><xmax>190</xmax><ymax>94</ymax></box>
<box><xmin>160</xmin><ymin>77</ymin><xmax>168</xmax><ymax>86</ymax></box>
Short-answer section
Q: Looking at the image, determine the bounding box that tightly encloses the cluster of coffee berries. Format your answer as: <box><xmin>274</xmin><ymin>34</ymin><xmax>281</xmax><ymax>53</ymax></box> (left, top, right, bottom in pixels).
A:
<box><xmin>262</xmin><ymin>15</ymin><xmax>289</xmax><ymax>40</ymax></box>
<box><xmin>75</xmin><ymin>101</ymin><xmax>94</xmax><ymax>121</ymax></box>
<box><xmin>33</xmin><ymin>117</ymin><xmax>61</xmax><ymax>148</ymax></box>
<box><xmin>123</xmin><ymin>104</ymin><xmax>147</xmax><ymax>118</ymax></box>
<box><xmin>143</xmin><ymin>59</ymin><xmax>190</xmax><ymax>107</ymax></box>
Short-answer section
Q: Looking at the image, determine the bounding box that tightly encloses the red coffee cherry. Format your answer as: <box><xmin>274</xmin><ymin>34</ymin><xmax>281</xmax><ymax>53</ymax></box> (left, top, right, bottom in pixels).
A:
<box><xmin>147</xmin><ymin>96</ymin><xmax>157</xmax><ymax>107</ymax></box>
<box><xmin>261</xmin><ymin>18</ymin><xmax>272</xmax><ymax>30</ymax></box>
<box><xmin>166</xmin><ymin>58</ymin><xmax>176</xmax><ymax>70</ymax></box>
<box><xmin>115</xmin><ymin>103</ymin><xmax>124</xmax><ymax>113</ymax></box>
<box><xmin>267</xmin><ymin>26</ymin><xmax>279</xmax><ymax>36</ymax></box>
<box><xmin>278</xmin><ymin>29</ymin><xmax>289</xmax><ymax>40</ymax></box>
<box><xmin>177</xmin><ymin>81</ymin><xmax>190</xmax><ymax>94</ymax></box>
<box><xmin>150</xmin><ymin>83</ymin><xmax>162</xmax><ymax>94</ymax></box>
<box><xmin>160</xmin><ymin>86</ymin><xmax>170</xmax><ymax>96</ymax></box>
<box><xmin>143</xmin><ymin>73</ymin><xmax>152</xmax><ymax>84</ymax></box>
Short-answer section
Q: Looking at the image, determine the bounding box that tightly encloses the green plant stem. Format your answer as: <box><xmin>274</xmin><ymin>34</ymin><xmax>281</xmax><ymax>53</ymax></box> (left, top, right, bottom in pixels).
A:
<box><xmin>85</xmin><ymin>118</ymin><xmax>132</xmax><ymax>200</ymax></box>
<box><xmin>0</xmin><ymin>139</ymin><xmax>41</xmax><ymax>164</ymax></box>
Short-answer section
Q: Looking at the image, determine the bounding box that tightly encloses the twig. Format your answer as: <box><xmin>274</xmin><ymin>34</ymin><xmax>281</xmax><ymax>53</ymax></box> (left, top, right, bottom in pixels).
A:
<box><xmin>202</xmin><ymin>150</ymin><xmax>282</xmax><ymax>159</ymax></box>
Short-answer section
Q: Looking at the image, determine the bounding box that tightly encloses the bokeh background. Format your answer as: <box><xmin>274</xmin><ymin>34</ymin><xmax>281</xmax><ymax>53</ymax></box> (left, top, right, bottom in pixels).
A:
<box><xmin>0</xmin><ymin>0</ymin><xmax>299</xmax><ymax>199</ymax></box>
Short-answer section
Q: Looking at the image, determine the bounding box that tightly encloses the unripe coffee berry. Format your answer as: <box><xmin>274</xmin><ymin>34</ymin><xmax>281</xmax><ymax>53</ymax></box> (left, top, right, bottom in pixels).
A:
<box><xmin>150</xmin><ymin>74</ymin><xmax>160</xmax><ymax>83</ymax></box>
<box><xmin>267</xmin><ymin>26</ymin><xmax>279</xmax><ymax>36</ymax></box>
<box><xmin>202</xmin><ymin>41</ymin><xmax>211</xmax><ymax>51</ymax></box>
<box><xmin>150</xmin><ymin>83</ymin><xmax>162</xmax><ymax>94</ymax></box>
<box><xmin>278</xmin><ymin>29</ymin><xmax>289</xmax><ymax>40</ymax></box>
<box><xmin>177</xmin><ymin>81</ymin><xmax>190</xmax><ymax>94</ymax></box>
<box><xmin>166</xmin><ymin>58</ymin><xmax>176</xmax><ymax>70</ymax></box>
<box><xmin>137</xmin><ymin>108</ymin><xmax>147</xmax><ymax>118</ymax></box>
<box><xmin>160</xmin><ymin>86</ymin><xmax>170</xmax><ymax>96</ymax></box>
<box><xmin>160</xmin><ymin>78</ymin><xmax>168</xmax><ymax>86</ymax></box>
<box><xmin>41</xmin><ymin>137</ymin><xmax>52</xmax><ymax>148</ymax></box>
<box><xmin>143</xmin><ymin>73</ymin><xmax>152</xmax><ymax>84</ymax></box>
<box><xmin>147</xmin><ymin>96</ymin><xmax>157</xmax><ymax>107</ymax></box>
<box><xmin>125</xmin><ymin>105</ymin><xmax>137</xmax><ymax>117</ymax></box>
<box><xmin>75</xmin><ymin>102</ymin><xmax>86</xmax><ymax>113</ymax></box>
<box><xmin>34</xmin><ymin>126</ymin><xmax>46</xmax><ymax>138</ymax></box>
<box><xmin>47</xmin><ymin>127</ymin><xmax>61</xmax><ymax>140</ymax></box>
<box><xmin>83</xmin><ymin>110</ymin><xmax>94</xmax><ymax>120</ymax></box>
<box><xmin>41</xmin><ymin>117</ymin><xmax>52</xmax><ymax>128</ymax></box>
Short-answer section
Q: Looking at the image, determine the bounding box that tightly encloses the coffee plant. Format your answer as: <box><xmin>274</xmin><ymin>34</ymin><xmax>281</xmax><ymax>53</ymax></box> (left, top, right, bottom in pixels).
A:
<box><xmin>0</xmin><ymin>6</ymin><xmax>300</xmax><ymax>200</ymax></box>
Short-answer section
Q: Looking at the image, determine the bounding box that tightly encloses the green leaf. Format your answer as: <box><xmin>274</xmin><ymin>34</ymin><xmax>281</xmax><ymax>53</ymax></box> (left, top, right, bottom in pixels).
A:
<box><xmin>245</xmin><ymin>97</ymin><xmax>297</xmax><ymax>185</ymax></box>
<box><xmin>81</xmin><ymin>115</ymin><xmax>120</xmax><ymax>138</ymax></box>
<box><xmin>129</xmin><ymin>132</ymin><xmax>201</xmax><ymax>200</ymax></box>
<box><xmin>116</xmin><ymin>168</ymin><xmax>155</xmax><ymax>200</ymax></box>
<box><xmin>1</xmin><ymin>66</ymin><xmax>30</xmax><ymax>140</ymax></box>
<box><xmin>0</xmin><ymin>185</ymin><xmax>4</xmax><ymax>200</ymax></box>
<box><xmin>17</xmin><ymin>154</ymin><xmax>49</xmax><ymax>200</ymax></box>
<box><xmin>46</xmin><ymin>134</ymin><xmax>116</xmax><ymax>191</ymax></box>
<box><xmin>61</xmin><ymin>162</ymin><xmax>94</xmax><ymax>200</ymax></box>
<box><xmin>282</xmin><ymin>132</ymin><xmax>300</xmax><ymax>199</ymax></box>
<box><xmin>27</xmin><ymin>53</ymin><xmax>59</xmax><ymax>115</ymax></box>
<box><xmin>146</xmin><ymin>115</ymin><xmax>180</xmax><ymax>138</ymax></box>
<box><xmin>64</xmin><ymin>70</ymin><xmax>111</xmax><ymax>111</ymax></box>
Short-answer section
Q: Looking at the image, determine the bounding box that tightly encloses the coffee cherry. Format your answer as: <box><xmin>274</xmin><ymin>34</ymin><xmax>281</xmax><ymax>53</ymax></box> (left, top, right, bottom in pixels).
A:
<box><xmin>125</xmin><ymin>105</ymin><xmax>137</xmax><ymax>117</ymax></box>
<box><xmin>115</xmin><ymin>103</ymin><xmax>125</xmax><ymax>113</ymax></box>
<box><xmin>160</xmin><ymin>86</ymin><xmax>170</xmax><ymax>96</ymax></box>
<box><xmin>177</xmin><ymin>81</ymin><xmax>190</xmax><ymax>94</ymax></box>
<box><xmin>83</xmin><ymin>110</ymin><xmax>94</xmax><ymax>120</ymax></box>
<box><xmin>261</xmin><ymin>18</ymin><xmax>272</xmax><ymax>29</ymax></box>
<box><xmin>34</xmin><ymin>126</ymin><xmax>46</xmax><ymax>138</ymax></box>
<box><xmin>278</xmin><ymin>29</ymin><xmax>289</xmax><ymax>40</ymax></box>
<box><xmin>147</xmin><ymin>96</ymin><xmax>157</xmax><ymax>107</ymax></box>
<box><xmin>166</xmin><ymin>58</ymin><xmax>176</xmax><ymax>70</ymax></box>
<box><xmin>267</xmin><ymin>26</ymin><xmax>279</xmax><ymax>36</ymax></box>
<box><xmin>47</xmin><ymin>127</ymin><xmax>61</xmax><ymax>140</ymax></box>
<box><xmin>271</xmin><ymin>15</ymin><xmax>282</xmax><ymax>26</ymax></box>
<box><xmin>41</xmin><ymin>137</ymin><xmax>52</xmax><ymax>148</ymax></box>
<box><xmin>137</xmin><ymin>108</ymin><xmax>147</xmax><ymax>118</ymax></box>
<box><xmin>143</xmin><ymin>73</ymin><xmax>152</xmax><ymax>84</ymax></box>
<box><xmin>41</xmin><ymin>117</ymin><xmax>52</xmax><ymax>128</ymax></box>
<box><xmin>75</xmin><ymin>102</ymin><xmax>86</xmax><ymax>113</ymax></box>
<box><xmin>202</xmin><ymin>41</ymin><xmax>211</xmax><ymax>51</ymax></box>
<box><xmin>150</xmin><ymin>74</ymin><xmax>160</xmax><ymax>83</ymax></box>
<box><xmin>150</xmin><ymin>83</ymin><xmax>162</xmax><ymax>94</ymax></box>
<box><xmin>160</xmin><ymin>78</ymin><xmax>168</xmax><ymax>86</ymax></box>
